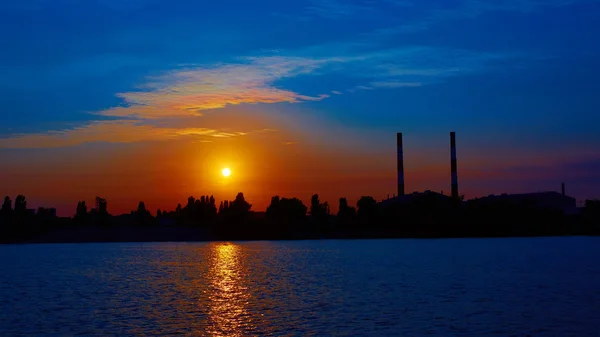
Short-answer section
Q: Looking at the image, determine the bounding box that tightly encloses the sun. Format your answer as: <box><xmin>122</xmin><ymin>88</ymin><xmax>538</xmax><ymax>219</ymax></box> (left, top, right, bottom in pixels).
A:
<box><xmin>221</xmin><ymin>167</ymin><xmax>231</xmax><ymax>177</ymax></box>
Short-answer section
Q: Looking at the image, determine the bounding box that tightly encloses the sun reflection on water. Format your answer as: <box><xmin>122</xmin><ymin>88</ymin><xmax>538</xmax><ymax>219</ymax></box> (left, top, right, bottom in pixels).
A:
<box><xmin>206</xmin><ymin>243</ymin><xmax>253</xmax><ymax>336</ymax></box>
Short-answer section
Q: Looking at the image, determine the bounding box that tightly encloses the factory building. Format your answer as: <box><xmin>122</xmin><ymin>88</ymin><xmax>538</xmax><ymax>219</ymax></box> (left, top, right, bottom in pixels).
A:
<box><xmin>382</xmin><ymin>132</ymin><xmax>576</xmax><ymax>214</ymax></box>
<box><xmin>383</xmin><ymin>131</ymin><xmax>459</xmax><ymax>207</ymax></box>
<box><xmin>473</xmin><ymin>190</ymin><xmax>577</xmax><ymax>215</ymax></box>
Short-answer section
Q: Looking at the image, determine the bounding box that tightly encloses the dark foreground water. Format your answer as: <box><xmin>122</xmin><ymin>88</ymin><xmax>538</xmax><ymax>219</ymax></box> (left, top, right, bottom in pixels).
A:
<box><xmin>1</xmin><ymin>238</ymin><xmax>599</xmax><ymax>336</ymax></box>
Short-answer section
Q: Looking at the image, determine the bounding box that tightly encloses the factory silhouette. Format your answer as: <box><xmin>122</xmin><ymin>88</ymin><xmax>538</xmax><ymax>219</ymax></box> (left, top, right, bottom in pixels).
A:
<box><xmin>1</xmin><ymin>132</ymin><xmax>598</xmax><ymax>243</ymax></box>
<box><xmin>384</xmin><ymin>132</ymin><xmax>577</xmax><ymax>215</ymax></box>
<box><xmin>393</xmin><ymin>132</ymin><xmax>457</xmax><ymax>199</ymax></box>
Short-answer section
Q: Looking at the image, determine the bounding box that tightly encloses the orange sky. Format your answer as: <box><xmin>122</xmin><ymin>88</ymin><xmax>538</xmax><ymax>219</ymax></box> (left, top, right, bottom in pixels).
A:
<box><xmin>2</xmin><ymin>0</ymin><xmax>600</xmax><ymax>216</ymax></box>
<box><xmin>1</xmin><ymin>104</ymin><xmax>593</xmax><ymax>216</ymax></box>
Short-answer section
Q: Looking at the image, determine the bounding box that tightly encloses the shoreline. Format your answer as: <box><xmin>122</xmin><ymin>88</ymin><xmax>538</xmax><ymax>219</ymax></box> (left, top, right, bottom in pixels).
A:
<box><xmin>2</xmin><ymin>226</ymin><xmax>598</xmax><ymax>245</ymax></box>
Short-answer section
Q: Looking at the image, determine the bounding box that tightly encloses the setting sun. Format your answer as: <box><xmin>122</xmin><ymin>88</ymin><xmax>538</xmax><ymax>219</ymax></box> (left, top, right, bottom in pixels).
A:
<box><xmin>222</xmin><ymin>167</ymin><xmax>231</xmax><ymax>177</ymax></box>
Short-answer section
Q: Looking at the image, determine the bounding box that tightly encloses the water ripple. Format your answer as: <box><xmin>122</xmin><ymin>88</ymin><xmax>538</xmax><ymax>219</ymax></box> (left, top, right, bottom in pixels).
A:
<box><xmin>1</xmin><ymin>238</ymin><xmax>600</xmax><ymax>336</ymax></box>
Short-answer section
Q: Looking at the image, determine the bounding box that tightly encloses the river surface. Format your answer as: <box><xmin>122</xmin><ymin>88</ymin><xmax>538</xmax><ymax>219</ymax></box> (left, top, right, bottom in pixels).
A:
<box><xmin>1</xmin><ymin>237</ymin><xmax>599</xmax><ymax>336</ymax></box>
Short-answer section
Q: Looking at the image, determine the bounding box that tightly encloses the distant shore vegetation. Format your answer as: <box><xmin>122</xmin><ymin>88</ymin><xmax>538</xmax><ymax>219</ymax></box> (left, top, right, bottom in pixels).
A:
<box><xmin>1</xmin><ymin>193</ymin><xmax>599</xmax><ymax>243</ymax></box>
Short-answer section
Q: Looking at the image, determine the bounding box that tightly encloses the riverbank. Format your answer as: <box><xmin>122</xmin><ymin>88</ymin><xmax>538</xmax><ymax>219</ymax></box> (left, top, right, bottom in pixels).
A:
<box><xmin>2</xmin><ymin>224</ymin><xmax>599</xmax><ymax>244</ymax></box>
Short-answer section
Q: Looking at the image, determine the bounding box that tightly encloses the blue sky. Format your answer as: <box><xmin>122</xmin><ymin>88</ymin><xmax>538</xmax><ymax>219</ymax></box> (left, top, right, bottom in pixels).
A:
<box><xmin>1</xmin><ymin>0</ymin><xmax>599</xmax><ymax>212</ymax></box>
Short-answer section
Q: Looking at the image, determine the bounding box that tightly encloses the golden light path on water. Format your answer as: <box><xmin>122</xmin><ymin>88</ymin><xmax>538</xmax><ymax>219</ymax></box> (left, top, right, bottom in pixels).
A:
<box><xmin>206</xmin><ymin>243</ymin><xmax>254</xmax><ymax>336</ymax></box>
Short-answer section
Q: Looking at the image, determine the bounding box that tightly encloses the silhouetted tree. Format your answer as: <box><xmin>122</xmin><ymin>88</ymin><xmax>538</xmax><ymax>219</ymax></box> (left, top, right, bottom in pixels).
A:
<box><xmin>75</xmin><ymin>201</ymin><xmax>87</xmax><ymax>224</ymax></box>
<box><xmin>157</xmin><ymin>209</ymin><xmax>162</xmax><ymax>218</ymax></box>
<box><xmin>136</xmin><ymin>201</ymin><xmax>153</xmax><ymax>226</ymax></box>
<box><xmin>187</xmin><ymin>196</ymin><xmax>195</xmax><ymax>207</ymax></box>
<box><xmin>310</xmin><ymin>194</ymin><xmax>330</xmax><ymax>231</ymax></box>
<box><xmin>357</xmin><ymin>196</ymin><xmax>378</xmax><ymax>226</ymax></box>
<box><xmin>36</xmin><ymin>207</ymin><xmax>56</xmax><ymax>230</ymax></box>
<box><xmin>221</xmin><ymin>193</ymin><xmax>251</xmax><ymax>226</ymax></box>
<box><xmin>1</xmin><ymin>196</ymin><xmax>12</xmax><ymax>224</ymax></box>
<box><xmin>14</xmin><ymin>195</ymin><xmax>27</xmax><ymax>213</ymax></box>
<box><xmin>10</xmin><ymin>195</ymin><xmax>29</xmax><ymax>235</ymax></box>
<box><xmin>183</xmin><ymin>196</ymin><xmax>196</xmax><ymax>225</ymax></box>
<box><xmin>266</xmin><ymin>196</ymin><xmax>307</xmax><ymax>234</ymax></box>
<box><xmin>178</xmin><ymin>195</ymin><xmax>218</xmax><ymax>227</ymax></box>
<box><xmin>339</xmin><ymin>197</ymin><xmax>348</xmax><ymax>209</ymax></box>
<box><xmin>1</xmin><ymin>196</ymin><xmax>13</xmax><ymax>236</ymax></box>
<box><xmin>337</xmin><ymin>197</ymin><xmax>357</xmax><ymax>229</ymax></box>
<box><xmin>2</xmin><ymin>196</ymin><xmax>12</xmax><ymax>214</ymax></box>
<box><xmin>199</xmin><ymin>194</ymin><xmax>217</xmax><ymax>226</ymax></box>
<box><xmin>175</xmin><ymin>203</ymin><xmax>183</xmax><ymax>225</ymax></box>
<box><xmin>208</xmin><ymin>195</ymin><xmax>217</xmax><ymax>218</ymax></box>
<box><xmin>137</xmin><ymin>201</ymin><xmax>147</xmax><ymax>214</ymax></box>
<box><xmin>231</xmin><ymin>193</ymin><xmax>251</xmax><ymax>213</ymax></box>
<box><xmin>266</xmin><ymin>196</ymin><xmax>281</xmax><ymax>218</ymax></box>
<box><xmin>96</xmin><ymin>197</ymin><xmax>107</xmax><ymax>215</ymax></box>
<box><xmin>95</xmin><ymin>197</ymin><xmax>108</xmax><ymax>226</ymax></box>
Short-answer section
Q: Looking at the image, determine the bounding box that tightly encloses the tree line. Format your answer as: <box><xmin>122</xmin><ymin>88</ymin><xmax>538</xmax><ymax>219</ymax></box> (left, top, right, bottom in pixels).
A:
<box><xmin>1</xmin><ymin>192</ymin><xmax>600</xmax><ymax>242</ymax></box>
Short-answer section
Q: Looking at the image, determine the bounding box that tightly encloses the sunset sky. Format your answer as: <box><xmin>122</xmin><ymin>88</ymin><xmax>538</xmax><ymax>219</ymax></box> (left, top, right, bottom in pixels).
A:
<box><xmin>1</xmin><ymin>0</ymin><xmax>599</xmax><ymax>216</ymax></box>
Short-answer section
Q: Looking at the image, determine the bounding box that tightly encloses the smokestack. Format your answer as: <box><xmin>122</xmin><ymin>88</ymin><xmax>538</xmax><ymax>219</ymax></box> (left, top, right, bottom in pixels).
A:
<box><xmin>397</xmin><ymin>133</ymin><xmax>405</xmax><ymax>196</ymax></box>
<box><xmin>562</xmin><ymin>183</ymin><xmax>565</xmax><ymax>196</ymax></box>
<box><xmin>450</xmin><ymin>132</ymin><xmax>458</xmax><ymax>199</ymax></box>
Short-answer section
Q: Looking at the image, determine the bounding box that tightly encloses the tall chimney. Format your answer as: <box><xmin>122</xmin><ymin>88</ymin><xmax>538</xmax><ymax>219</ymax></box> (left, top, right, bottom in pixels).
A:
<box><xmin>450</xmin><ymin>132</ymin><xmax>459</xmax><ymax>199</ymax></box>
<box><xmin>561</xmin><ymin>183</ymin><xmax>565</xmax><ymax>196</ymax></box>
<box><xmin>397</xmin><ymin>132</ymin><xmax>405</xmax><ymax>196</ymax></box>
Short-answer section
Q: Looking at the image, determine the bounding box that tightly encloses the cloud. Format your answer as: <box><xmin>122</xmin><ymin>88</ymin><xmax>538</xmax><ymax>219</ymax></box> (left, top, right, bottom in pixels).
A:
<box><xmin>338</xmin><ymin>46</ymin><xmax>526</xmax><ymax>86</ymax></box>
<box><xmin>1</xmin><ymin>41</ymin><xmax>529</xmax><ymax>148</ymax></box>
<box><xmin>65</xmin><ymin>43</ymin><xmax>527</xmax><ymax>122</ymax></box>
<box><xmin>0</xmin><ymin>120</ymin><xmax>246</xmax><ymax>149</ymax></box>
<box><xmin>99</xmin><ymin>47</ymin><xmax>492</xmax><ymax>120</ymax></box>
<box><xmin>97</xmin><ymin>56</ymin><xmax>332</xmax><ymax>119</ymax></box>
<box><xmin>369</xmin><ymin>81</ymin><xmax>422</xmax><ymax>88</ymax></box>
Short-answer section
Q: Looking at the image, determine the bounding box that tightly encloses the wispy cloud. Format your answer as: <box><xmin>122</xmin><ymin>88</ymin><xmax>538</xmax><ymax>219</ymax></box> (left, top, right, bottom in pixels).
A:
<box><xmin>0</xmin><ymin>120</ymin><xmax>248</xmax><ymax>149</ymax></box>
<box><xmin>331</xmin><ymin>46</ymin><xmax>528</xmax><ymax>90</ymax></box>
<box><xmin>97</xmin><ymin>56</ymin><xmax>332</xmax><ymax>119</ymax></box>
<box><xmin>99</xmin><ymin>46</ymin><xmax>518</xmax><ymax>120</ymax></box>
<box><xmin>369</xmin><ymin>81</ymin><xmax>421</xmax><ymax>88</ymax></box>
<box><xmin>0</xmin><ymin>42</ymin><xmax>528</xmax><ymax>149</ymax></box>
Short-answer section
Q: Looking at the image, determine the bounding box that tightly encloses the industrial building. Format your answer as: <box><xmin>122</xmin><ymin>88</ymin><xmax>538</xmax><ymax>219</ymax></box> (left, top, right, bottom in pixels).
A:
<box><xmin>382</xmin><ymin>131</ymin><xmax>459</xmax><ymax>207</ymax></box>
<box><xmin>472</xmin><ymin>190</ymin><xmax>577</xmax><ymax>215</ymax></box>
<box><xmin>382</xmin><ymin>131</ymin><xmax>576</xmax><ymax>215</ymax></box>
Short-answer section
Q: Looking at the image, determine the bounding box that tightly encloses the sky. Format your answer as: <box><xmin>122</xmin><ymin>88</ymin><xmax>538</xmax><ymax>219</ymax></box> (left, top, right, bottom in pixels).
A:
<box><xmin>1</xmin><ymin>0</ymin><xmax>599</xmax><ymax>216</ymax></box>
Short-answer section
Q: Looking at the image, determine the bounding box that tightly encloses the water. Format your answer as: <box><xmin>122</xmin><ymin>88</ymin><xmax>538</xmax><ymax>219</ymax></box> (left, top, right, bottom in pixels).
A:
<box><xmin>1</xmin><ymin>237</ymin><xmax>599</xmax><ymax>336</ymax></box>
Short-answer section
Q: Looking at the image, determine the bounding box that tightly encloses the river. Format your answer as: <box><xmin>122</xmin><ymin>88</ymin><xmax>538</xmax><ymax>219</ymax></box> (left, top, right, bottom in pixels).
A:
<box><xmin>1</xmin><ymin>237</ymin><xmax>599</xmax><ymax>336</ymax></box>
